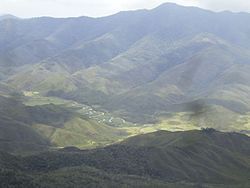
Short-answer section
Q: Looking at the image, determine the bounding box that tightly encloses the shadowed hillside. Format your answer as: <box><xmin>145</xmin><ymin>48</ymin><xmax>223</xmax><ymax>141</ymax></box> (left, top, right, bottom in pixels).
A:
<box><xmin>0</xmin><ymin>130</ymin><xmax>249</xmax><ymax>187</ymax></box>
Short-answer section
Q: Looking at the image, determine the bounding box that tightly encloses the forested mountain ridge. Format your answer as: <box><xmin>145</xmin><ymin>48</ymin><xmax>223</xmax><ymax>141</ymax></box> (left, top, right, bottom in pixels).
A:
<box><xmin>0</xmin><ymin>130</ymin><xmax>249</xmax><ymax>188</ymax></box>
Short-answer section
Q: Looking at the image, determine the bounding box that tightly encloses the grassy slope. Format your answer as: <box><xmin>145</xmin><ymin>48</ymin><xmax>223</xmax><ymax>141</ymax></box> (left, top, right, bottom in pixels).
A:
<box><xmin>23</xmin><ymin>94</ymin><xmax>129</xmax><ymax>148</ymax></box>
<box><xmin>1</xmin><ymin>89</ymin><xmax>249</xmax><ymax>154</ymax></box>
<box><xmin>0</xmin><ymin>94</ymin><xmax>129</xmax><ymax>153</ymax></box>
<box><xmin>33</xmin><ymin>117</ymin><xmax>126</xmax><ymax>148</ymax></box>
<box><xmin>0</xmin><ymin>95</ymin><xmax>50</xmax><ymax>153</ymax></box>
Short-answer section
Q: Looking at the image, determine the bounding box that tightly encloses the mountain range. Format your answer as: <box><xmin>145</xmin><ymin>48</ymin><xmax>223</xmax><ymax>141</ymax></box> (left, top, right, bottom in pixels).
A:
<box><xmin>1</xmin><ymin>3</ymin><xmax>250</xmax><ymax>130</ymax></box>
<box><xmin>0</xmin><ymin>3</ymin><xmax>250</xmax><ymax>187</ymax></box>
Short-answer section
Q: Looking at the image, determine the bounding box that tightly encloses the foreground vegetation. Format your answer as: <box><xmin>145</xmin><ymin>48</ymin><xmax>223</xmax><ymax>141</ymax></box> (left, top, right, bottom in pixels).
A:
<box><xmin>0</xmin><ymin>130</ymin><xmax>249</xmax><ymax>188</ymax></box>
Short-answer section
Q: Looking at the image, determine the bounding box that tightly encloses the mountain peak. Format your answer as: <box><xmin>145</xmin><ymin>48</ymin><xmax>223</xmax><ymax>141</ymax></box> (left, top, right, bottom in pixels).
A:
<box><xmin>154</xmin><ymin>2</ymin><xmax>180</xmax><ymax>10</ymax></box>
<box><xmin>0</xmin><ymin>14</ymin><xmax>18</xmax><ymax>20</ymax></box>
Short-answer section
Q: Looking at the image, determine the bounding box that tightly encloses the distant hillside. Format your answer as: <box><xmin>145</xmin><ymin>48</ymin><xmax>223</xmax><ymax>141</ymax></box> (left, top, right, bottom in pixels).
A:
<box><xmin>0</xmin><ymin>130</ymin><xmax>249</xmax><ymax>187</ymax></box>
<box><xmin>0</xmin><ymin>3</ymin><xmax>250</xmax><ymax>132</ymax></box>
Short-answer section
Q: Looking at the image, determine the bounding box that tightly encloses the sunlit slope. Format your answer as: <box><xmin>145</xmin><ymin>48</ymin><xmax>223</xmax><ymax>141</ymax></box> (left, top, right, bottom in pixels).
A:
<box><xmin>0</xmin><ymin>95</ymin><xmax>128</xmax><ymax>153</ymax></box>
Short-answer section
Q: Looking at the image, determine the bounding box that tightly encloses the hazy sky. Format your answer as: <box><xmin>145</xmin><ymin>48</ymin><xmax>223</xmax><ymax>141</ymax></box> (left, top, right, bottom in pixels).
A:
<box><xmin>1</xmin><ymin>0</ymin><xmax>250</xmax><ymax>18</ymax></box>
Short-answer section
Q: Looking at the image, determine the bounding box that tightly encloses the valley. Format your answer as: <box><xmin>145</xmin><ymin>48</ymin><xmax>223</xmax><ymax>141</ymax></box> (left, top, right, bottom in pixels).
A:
<box><xmin>0</xmin><ymin>2</ymin><xmax>250</xmax><ymax>187</ymax></box>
